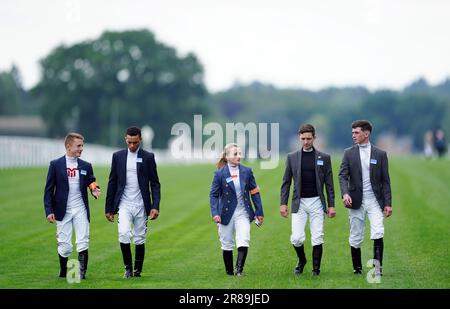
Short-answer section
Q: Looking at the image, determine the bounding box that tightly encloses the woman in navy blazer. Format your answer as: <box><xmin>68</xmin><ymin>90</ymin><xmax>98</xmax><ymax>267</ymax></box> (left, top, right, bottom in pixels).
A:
<box><xmin>210</xmin><ymin>143</ymin><xmax>264</xmax><ymax>276</ymax></box>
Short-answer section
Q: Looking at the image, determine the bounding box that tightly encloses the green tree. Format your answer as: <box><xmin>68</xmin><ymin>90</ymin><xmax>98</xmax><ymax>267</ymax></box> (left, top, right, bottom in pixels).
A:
<box><xmin>32</xmin><ymin>29</ymin><xmax>209</xmax><ymax>147</ymax></box>
<box><xmin>0</xmin><ymin>66</ymin><xmax>29</xmax><ymax>115</ymax></box>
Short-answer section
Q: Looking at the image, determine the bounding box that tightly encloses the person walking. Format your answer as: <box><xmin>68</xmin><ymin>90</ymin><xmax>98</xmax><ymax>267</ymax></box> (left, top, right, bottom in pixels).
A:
<box><xmin>280</xmin><ymin>124</ymin><xmax>335</xmax><ymax>276</ymax></box>
<box><xmin>338</xmin><ymin>120</ymin><xmax>392</xmax><ymax>276</ymax></box>
<box><xmin>210</xmin><ymin>143</ymin><xmax>264</xmax><ymax>276</ymax></box>
<box><xmin>105</xmin><ymin>126</ymin><xmax>161</xmax><ymax>278</ymax></box>
<box><xmin>43</xmin><ymin>132</ymin><xmax>100</xmax><ymax>279</ymax></box>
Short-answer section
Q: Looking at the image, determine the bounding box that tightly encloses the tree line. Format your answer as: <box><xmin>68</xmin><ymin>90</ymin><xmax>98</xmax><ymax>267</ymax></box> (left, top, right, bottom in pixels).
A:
<box><xmin>1</xmin><ymin>29</ymin><xmax>449</xmax><ymax>151</ymax></box>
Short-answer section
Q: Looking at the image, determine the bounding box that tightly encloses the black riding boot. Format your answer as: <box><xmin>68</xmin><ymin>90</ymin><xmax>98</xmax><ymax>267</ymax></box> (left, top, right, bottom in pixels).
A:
<box><xmin>351</xmin><ymin>246</ymin><xmax>362</xmax><ymax>274</ymax></box>
<box><xmin>134</xmin><ymin>244</ymin><xmax>145</xmax><ymax>277</ymax></box>
<box><xmin>120</xmin><ymin>243</ymin><xmax>133</xmax><ymax>278</ymax></box>
<box><xmin>373</xmin><ymin>238</ymin><xmax>384</xmax><ymax>276</ymax></box>
<box><xmin>312</xmin><ymin>244</ymin><xmax>323</xmax><ymax>276</ymax></box>
<box><xmin>222</xmin><ymin>250</ymin><xmax>234</xmax><ymax>275</ymax></box>
<box><xmin>78</xmin><ymin>249</ymin><xmax>88</xmax><ymax>279</ymax></box>
<box><xmin>293</xmin><ymin>245</ymin><xmax>307</xmax><ymax>274</ymax></box>
<box><xmin>235</xmin><ymin>247</ymin><xmax>248</xmax><ymax>276</ymax></box>
<box><xmin>58</xmin><ymin>254</ymin><xmax>68</xmax><ymax>278</ymax></box>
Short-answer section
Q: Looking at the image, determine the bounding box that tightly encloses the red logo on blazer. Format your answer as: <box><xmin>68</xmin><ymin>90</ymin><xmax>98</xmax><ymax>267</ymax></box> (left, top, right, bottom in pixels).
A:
<box><xmin>67</xmin><ymin>168</ymin><xmax>77</xmax><ymax>177</ymax></box>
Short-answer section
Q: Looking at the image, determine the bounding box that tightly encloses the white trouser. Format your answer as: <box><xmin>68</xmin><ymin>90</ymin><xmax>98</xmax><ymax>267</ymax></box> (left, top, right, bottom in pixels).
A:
<box><xmin>218</xmin><ymin>207</ymin><xmax>250</xmax><ymax>251</ymax></box>
<box><xmin>291</xmin><ymin>196</ymin><xmax>324</xmax><ymax>247</ymax></box>
<box><xmin>118</xmin><ymin>202</ymin><xmax>148</xmax><ymax>245</ymax></box>
<box><xmin>348</xmin><ymin>197</ymin><xmax>384</xmax><ymax>248</ymax></box>
<box><xmin>56</xmin><ymin>206</ymin><xmax>89</xmax><ymax>257</ymax></box>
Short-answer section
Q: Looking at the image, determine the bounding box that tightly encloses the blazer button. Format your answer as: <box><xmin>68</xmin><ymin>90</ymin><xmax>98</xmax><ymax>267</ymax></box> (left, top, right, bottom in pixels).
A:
<box><xmin>225</xmin><ymin>208</ymin><xmax>228</xmax><ymax>211</ymax></box>
<box><xmin>227</xmin><ymin>200</ymin><xmax>230</xmax><ymax>203</ymax></box>
<box><xmin>226</xmin><ymin>184</ymin><xmax>228</xmax><ymax>187</ymax></box>
<box><xmin>226</xmin><ymin>192</ymin><xmax>229</xmax><ymax>195</ymax></box>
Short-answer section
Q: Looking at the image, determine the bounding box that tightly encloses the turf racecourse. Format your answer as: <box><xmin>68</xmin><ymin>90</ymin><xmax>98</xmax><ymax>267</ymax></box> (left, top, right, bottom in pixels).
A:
<box><xmin>0</xmin><ymin>157</ymin><xmax>449</xmax><ymax>289</ymax></box>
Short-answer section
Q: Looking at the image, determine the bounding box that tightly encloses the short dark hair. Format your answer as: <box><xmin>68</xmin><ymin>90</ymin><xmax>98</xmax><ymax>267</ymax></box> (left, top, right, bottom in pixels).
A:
<box><xmin>298</xmin><ymin>124</ymin><xmax>316</xmax><ymax>137</ymax></box>
<box><xmin>352</xmin><ymin>120</ymin><xmax>372</xmax><ymax>133</ymax></box>
<box><xmin>64</xmin><ymin>132</ymin><xmax>84</xmax><ymax>148</ymax></box>
<box><xmin>126</xmin><ymin>126</ymin><xmax>141</xmax><ymax>137</ymax></box>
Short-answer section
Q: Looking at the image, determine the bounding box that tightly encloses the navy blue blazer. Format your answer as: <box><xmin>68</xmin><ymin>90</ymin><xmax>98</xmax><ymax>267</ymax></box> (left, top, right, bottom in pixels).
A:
<box><xmin>210</xmin><ymin>164</ymin><xmax>264</xmax><ymax>226</ymax></box>
<box><xmin>105</xmin><ymin>149</ymin><xmax>161</xmax><ymax>216</ymax></box>
<box><xmin>43</xmin><ymin>156</ymin><xmax>97</xmax><ymax>221</ymax></box>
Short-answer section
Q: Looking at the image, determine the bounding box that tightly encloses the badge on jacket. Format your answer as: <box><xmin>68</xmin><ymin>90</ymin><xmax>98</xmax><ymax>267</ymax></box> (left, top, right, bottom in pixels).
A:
<box><xmin>80</xmin><ymin>169</ymin><xmax>87</xmax><ymax>175</ymax></box>
<box><xmin>317</xmin><ymin>160</ymin><xmax>324</xmax><ymax>166</ymax></box>
<box><xmin>370</xmin><ymin>159</ymin><xmax>377</xmax><ymax>165</ymax></box>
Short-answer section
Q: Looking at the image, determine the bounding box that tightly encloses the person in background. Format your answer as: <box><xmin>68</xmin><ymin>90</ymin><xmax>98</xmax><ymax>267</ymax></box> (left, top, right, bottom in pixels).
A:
<box><xmin>434</xmin><ymin>129</ymin><xmax>447</xmax><ymax>158</ymax></box>
<box><xmin>423</xmin><ymin>130</ymin><xmax>434</xmax><ymax>159</ymax></box>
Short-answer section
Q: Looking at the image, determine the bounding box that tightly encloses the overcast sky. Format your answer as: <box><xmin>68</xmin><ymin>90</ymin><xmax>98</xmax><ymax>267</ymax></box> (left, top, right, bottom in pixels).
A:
<box><xmin>1</xmin><ymin>0</ymin><xmax>450</xmax><ymax>92</ymax></box>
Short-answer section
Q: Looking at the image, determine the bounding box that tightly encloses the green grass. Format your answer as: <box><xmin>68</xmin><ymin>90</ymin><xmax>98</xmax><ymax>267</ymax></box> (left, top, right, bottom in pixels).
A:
<box><xmin>0</xmin><ymin>157</ymin><xmax>449</xmax><ymax>288</ymax></box>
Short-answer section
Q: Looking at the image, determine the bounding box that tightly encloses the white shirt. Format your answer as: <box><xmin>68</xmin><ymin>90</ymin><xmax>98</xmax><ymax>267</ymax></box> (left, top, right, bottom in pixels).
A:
<box><xmin>66</xmin><ymin>155</ymin><xmax>85</xmax><ymax>210</ymax></box>
<box><xmin>358</xmin><ymin>143</ymin><xmax>376</xmax><ymax>200</ymax></box>
<box><xmin>121</xmin><ymin>148</ymin><xmax>144</xmax><ymax>206</ymax></box>
<box><xmin>228</xmin><ymin>164</ymin><xmax>246</xmax><ymax>215</ymax></box>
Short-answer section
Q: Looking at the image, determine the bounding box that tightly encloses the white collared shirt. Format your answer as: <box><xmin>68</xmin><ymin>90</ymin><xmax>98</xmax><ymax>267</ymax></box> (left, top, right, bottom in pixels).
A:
<box><xmin>121</xmin><ymin>148</ymin><xmax>144</xmax><ymax>206</ymax></box>
<box><xmin>66</xmin><ymin>155</ymin><xmax>84</xmax><ymax>209</ymax></box>
<box><xmin>359</xmin><ymin>143</ymin><xmax>376</xmax><ymax>200</ymax></box>
<box><xmin>228</xmin><ymin>163</ymin><xmax>246</xmax><ymax>215</ymax></box>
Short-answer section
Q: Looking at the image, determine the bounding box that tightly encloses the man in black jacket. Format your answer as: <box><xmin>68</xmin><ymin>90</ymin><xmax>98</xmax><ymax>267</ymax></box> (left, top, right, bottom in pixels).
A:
<box><xmin>105</xmin><ymin>126</ymin><xmax>161</xmax><ymax>278</ymax></box>
<box><xmin>339</xmin><ymin>120</ymin><xmax>392</xmax><ymax>276</ymax></box>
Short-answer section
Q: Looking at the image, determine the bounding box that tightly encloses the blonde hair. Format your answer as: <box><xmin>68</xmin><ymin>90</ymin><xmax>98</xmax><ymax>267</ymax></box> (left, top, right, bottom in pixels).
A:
<box><xmin>216</xmin><ymin>143</ymin><xmax>239</xmax><ymax>169</ymax></box>
<box><xmin>64</xmin><ymin>132</ymin><xmax>84</xmax><ymax>148</ymax></box>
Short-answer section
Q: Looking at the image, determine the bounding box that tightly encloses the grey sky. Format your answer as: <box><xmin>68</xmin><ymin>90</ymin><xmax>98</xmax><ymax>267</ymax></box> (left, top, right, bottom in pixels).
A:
<box><xmin>1</xmin><ymin>0</ymin><xmax>449</xmax><ymax>92</ymax></box>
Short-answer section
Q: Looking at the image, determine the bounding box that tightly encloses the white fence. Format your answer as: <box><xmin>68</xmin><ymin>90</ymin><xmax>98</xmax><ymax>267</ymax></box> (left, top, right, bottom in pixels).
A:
<box><xmin>0</xmin><ymin>136</ymin><xmax>119</xmax><ymax>168</ymax></box>
<box><xmin>0</xmin><ymin>136</ymin><xmax>215</xmax><ymax>169</ymax></box>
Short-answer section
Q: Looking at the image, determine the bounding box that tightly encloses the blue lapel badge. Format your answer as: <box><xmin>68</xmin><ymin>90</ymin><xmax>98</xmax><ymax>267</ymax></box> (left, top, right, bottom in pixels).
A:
<box><xmin>370</xmin><ymin>159</ymin><xmax>377</xmax><ymax>165</ymax></box>
<box><xmin>317</xmin><ymin>160</ymin><xmax>324</xmax><ymax>166</ymax></box>
<box><xmin>136</xmin><ymin>158</ymin><xmax>143</xmax><ymax>163</ymax></box>
<box><xmin>80</xmin><ymin>169</ymin><xmax>87</xmax><ymax>175</ymax></box>
<box><xmin>226</xmin><ymin>177</ymin><xmax>233</xmax><ymax>183</ymax></box>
